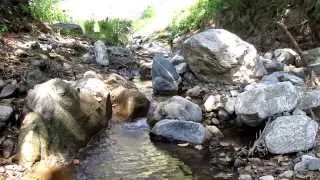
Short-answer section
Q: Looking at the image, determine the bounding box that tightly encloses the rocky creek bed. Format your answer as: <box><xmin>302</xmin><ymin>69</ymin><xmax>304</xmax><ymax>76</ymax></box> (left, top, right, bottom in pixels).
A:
<box><xmin>0</xmin><ymin>28</ymin><xmax>320</xmax><ymax>180</ymax></box>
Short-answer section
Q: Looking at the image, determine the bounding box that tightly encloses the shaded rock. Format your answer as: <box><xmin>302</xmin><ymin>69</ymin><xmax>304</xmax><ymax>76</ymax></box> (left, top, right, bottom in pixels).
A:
<box><xmin>235</xmin><ymin>82</ymin><xmax>298</xmax><ymax>127</ymax></box>
<box><xmin>51</xmin><ymin>23</ymin><xmax>83</xmax><ymax>35</ymax></box>
<box><xmin>264</xmin><ymin>115</ymin><xmax>318</xmax><ymax>154</ymax></box>
<box><xmin>274</xmin><ymin>48</ymin><xmax>299</xmax><ymax>65</ymax></box>
<box><xmin>182</xmin><ymin>29</ymin><xmax>259</xmax><ymax>83</ymax></box>
<box><xmin>0</xmin><ymin>105</ymin><xmax>13</xmax><ymax>129</ymax></box>
<box><xmin>261</xmin><ymin>72</ymin><xmax>304</xmax><ymax>86</ymax></box>
<box><xmin>186</xmin><ymin>85</ymin><xmax>208</xmax><ymax>97</ymax></box>
<box><xmin>94</xmin><ymin>40</ymin><xmax>109</xmax><ymax>66</ymax></box>
<box><xmin>204</xmin><ymin>95</ymin><xmax>223</xmax><ymax>112</ymax></box>
<box><xmin>152</xmin><ymin>56</ymin><xmax>181</xmax><ymax>95</ymax></box>
<box><xmin>302</xmin><ymin>47</ymin><xmax>320</xmax><ymax>74</ymax></box>
<box><xmin>259</xmin><ymin>175</ymin><xmax>274</xmax><ymax>180</ymax></box>
<box><xmin>0</xmin><ymin>84</ymin><xmax>17</xmax><ymax>98</ymax></box>
<box><xmin>218</xmin><ymin>109</ymin><xmax>229</xmax><ymax>121</ymax></box>
<box><xmin>26</xmin><ymin>69</ymin><xmax>49</xmax><ymax>88</ymax></box>
<box><xmin>110</xmin><ymin>86</ymin><xmax>150</xmax><ymax>121</ymax></box>
<box><xmin>0</xmin><ymin>79</ymin><xmax>5</xmax><ymax>90</ymax></box>
<box><xmin>18</xmin><ymin>78</ymin><xmax>112</xmax><ymax>167</ymax></box>
<box><xmin>152</xmin><ymin>96</ymin><xmax>202</xmax><ymax>122</ymax></box>
<box><xmin>1</xmin><ymin>138</ymin><xmax>15</xmax><ymax>158</ymax></box>
<box><xmin>107</xmin><ymin>46</ymin><xmax>133</xmax><ymax>67</ymax></box>
<box><xmin>151</xmin><ymin>119</ymin><xmax>210</xmax><ymax>144</ymax></box>
<box><xmin>206</xmin><ymin>125</ymin><xmax>224</xmax><ymax>138</ymax></box>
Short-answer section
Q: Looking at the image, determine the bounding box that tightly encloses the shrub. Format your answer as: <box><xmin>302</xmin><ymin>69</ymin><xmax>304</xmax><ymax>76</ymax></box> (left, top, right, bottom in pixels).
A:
<box><xmin>81</xmin><ymin>18</ymin><xmax>132</xmax><ymax>46</ymax></box>
<box><xmin>28</xmin><ymin>0</ymin><xmax>68</xmax><ymax>22</ymax></box>
<box><xmin>169</xmin><ymin>0</ymin><xmax>223</xmax><ymax>36</ymax></box>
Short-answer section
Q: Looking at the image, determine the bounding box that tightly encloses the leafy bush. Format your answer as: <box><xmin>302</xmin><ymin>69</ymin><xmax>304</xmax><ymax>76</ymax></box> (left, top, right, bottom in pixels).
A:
<box><xmin>28</xmin><ymin>0</ymin><xmax>68</xmax><ymax>22</ymax></box>
<box><xmin>0</xmin><ymin>24</ymin><xmax>9</xmax><ymax>35</ymax></box>
<box><xmin>81</xmin><ymin>18</ymin><xmax>132</xmax><ymax>46</ymax></box>
<box><xmin>169</xmin><ymin>0</ymin><xmax>223</xmax><ymax>35</ymax></box>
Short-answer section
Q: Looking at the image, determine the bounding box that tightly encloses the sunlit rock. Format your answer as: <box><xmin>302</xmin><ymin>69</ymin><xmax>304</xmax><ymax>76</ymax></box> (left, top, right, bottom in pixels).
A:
<box><xmin>94</xmin><ymin>40</ymin><xmax>109</xmax><ymax>66</ymax></box>
<box><xmin>183</xmin><ymin>29</ymin><xmax>261</xmax><ymax>83</ymax></box>
<box><xmin>264</xmin><ymin>115</ymin><xmax>318</xmax><ymax>154</ymax></box>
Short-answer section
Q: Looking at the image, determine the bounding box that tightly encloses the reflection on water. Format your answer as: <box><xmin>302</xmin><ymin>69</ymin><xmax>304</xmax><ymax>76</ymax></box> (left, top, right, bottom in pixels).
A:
<box><xmin>75</xmin><ymin>119</ymin><xmax>200</xmax><ymax>180</ymax></box>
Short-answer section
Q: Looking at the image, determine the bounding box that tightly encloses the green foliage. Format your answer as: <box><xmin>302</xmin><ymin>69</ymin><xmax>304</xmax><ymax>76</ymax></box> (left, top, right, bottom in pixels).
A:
<box><xmin>81</xmin><ymin>19</ymin><xmax>132</xmax><ymax>46</ymax></box>
<box><xmin>0</xmin><ymin>24</ymin><xmax>9</xmax><ymax>35</ymax></box>
<box><xmin>133</xmin><ymin>5</ymin><xmax>156</xmax><ymax>31</ymax></box>
<box><xmin>28</xmin><ymin>0</ymin><xmax>68</xmax><ymax>22</ymax></box>
<box><xmin>169</xmin><ymin>0</ymin><xmax>223</xmax><ymax>35</ymax></box>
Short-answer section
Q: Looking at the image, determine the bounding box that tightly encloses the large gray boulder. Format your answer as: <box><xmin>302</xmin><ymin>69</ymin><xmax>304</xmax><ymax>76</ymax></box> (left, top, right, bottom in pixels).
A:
<box><xmin>151</xmin><ymin>119</ymin><xmax>210</xmax><ymax>144</ymax></box>
<box><xmin>0</xmin><ymin>105</ymin><xmax>13</xmax><ymax>130</ymax></box>
<box><xmin>18</xmin><ymin>78</ymin><xmax>112</xmax><ymax>167</ymax></box>
<box><xmin>152</xmin><ymin>56</ymin><xmax>181</xmax><ymax>95</ymax></box>
<box><xmin>182</xmin><ymin>29</ymin><xmax>260</xmax><ymax>83</ymax></box>
<box><xmin>151</xmin><ymin>96</ymin><xmax>202</xmax><ymax>122</ymax></box>
<box><xmin>235</xmin><ymin>82</ymin><xmax>298</xmax><ymax>127</ymax></box>
<box><xmin>264</xmin><ymin>115</ymin><xmax>318</xmax><ymax>154</ymax></box>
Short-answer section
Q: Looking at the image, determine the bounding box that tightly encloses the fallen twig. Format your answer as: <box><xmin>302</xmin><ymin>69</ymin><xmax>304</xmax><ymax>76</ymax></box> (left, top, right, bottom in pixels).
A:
<box><xmin>248</xmin><ymin>118</ymin><xmax>272</xmax><ymax>156</ymax></box>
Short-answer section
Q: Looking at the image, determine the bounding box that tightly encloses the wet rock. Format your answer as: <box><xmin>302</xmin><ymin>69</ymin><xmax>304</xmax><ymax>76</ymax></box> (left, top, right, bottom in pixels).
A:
<box><xmin>152</xmin><ymin>56</ymin><xmax>181</xmax><ymax>95</ymax></box>
<box><xmin>239</xmin><ymin>174</ymin><xmax>252</xmax><ymax>180</ymax></box>
<box><xmin>261</xmin><ymin>72</ymin><xmax>304</xmax><ymax>86</ymax></box>
<box><xmin>110</xmin><ymin>86</ymin><xmax>150</xmax><ymax>121</ymax></box>
<box><xmin>259</xmin><ymin>175</ymin><xmax>274</xmax><ymax>180</ymax></box>
<box><xmin>206</xmin><ymin>125</ymin><xmax>224</xmax><ymax>138</ymax></box>
<box><xmin>152</xmin><ymin>96</ymin><xmax>202</xmax><ymax>122</ymax></box>
<box><xmin>151</xmin><ymin>119</ymin><xmax>210</xmax><ymax>144</ymax></box>
<box><xmin>0</xmin><ymin>84</ymin><xmax>17</xmax><ymax>98</ymax></box>
<box><xmin>81</xmin><ymin>52</ymin><xmax>94</xmax><ymax>63</ymax></box>
<box><xmin>274</xmin><ymin>48</ymin><xmax>299</xmax><ymax>65</ymax></box>
<box><xmin>235</xmin><ymin>82</ymin><xmax>298</xmax><ymax>127</ymax></box>
<box><xmin>264</xmin><ymin>115</ymin><xmax>318</xmax><ymax>154</ymax></box>
<box><xmin>94</xmin><ymin>40</ymin><xmax>109</xmax><ymax>66</ymax></box>
<box><xmin>204</xmin><ymin>95</ymin><xmax>223</xmax><ymax>112</ymax></box>
<box><xmin>294</xmin><ymin>155</ymin><xmax>320</xmax><ymax>172</ymax></box>
<box><xmin>83</xmin><ymin>70</ymin><xmax>103</xmax><ymax>79</ymax></box>
<box><xmin>279</xmin><ymin>170</ymin><xmax>294</xmax><ymax>178</ymax></box>
<box><xmin>0</xmin><ymin>105</ymin><xmax>13</xmax><ymax>129</ymax></box>
<box><xmin>183</xmin><ymin>29</ymin><xmax>259</xmax><ymax>83</ymax></box>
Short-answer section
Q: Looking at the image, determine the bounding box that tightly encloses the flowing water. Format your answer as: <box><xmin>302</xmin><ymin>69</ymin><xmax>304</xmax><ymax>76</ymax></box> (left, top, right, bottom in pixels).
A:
<box><xmin>75</xmin><ymin>119</ymin><xmax>213</xmax><ymax>180</ymax></box>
